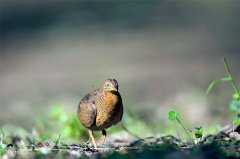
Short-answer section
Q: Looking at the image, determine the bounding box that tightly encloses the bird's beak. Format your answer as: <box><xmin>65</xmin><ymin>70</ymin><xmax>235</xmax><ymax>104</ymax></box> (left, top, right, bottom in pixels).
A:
<box><xmin>108</xmin><ymin>86</ymin><xmax>118</xmax><ymax>92</ymax></box>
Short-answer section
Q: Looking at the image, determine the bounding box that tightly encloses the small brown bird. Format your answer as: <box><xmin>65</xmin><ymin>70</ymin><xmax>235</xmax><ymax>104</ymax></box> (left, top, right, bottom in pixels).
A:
<box><xmin>77</xmin><ymin>79</ymin><xmax>123</xmax><ymax>148</ymax></box>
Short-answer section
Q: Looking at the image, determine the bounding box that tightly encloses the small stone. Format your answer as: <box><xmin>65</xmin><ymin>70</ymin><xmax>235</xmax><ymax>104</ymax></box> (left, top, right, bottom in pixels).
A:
<box><xmin>229</xmin><ymin>132</ymin><xmax>240</xmax><ymax>140</ymax></box>
<box><xmin>223</xmin><ymin>137</ymin><xmax>230</xmax><ymax>141</ymax></box>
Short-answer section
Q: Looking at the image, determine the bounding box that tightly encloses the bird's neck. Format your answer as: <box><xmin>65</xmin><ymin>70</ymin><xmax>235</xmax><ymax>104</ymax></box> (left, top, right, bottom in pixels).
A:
<box><xmin>102</xmin><ymin>91</ymin><xmax>119</xmax><ymax>107</ymax></box>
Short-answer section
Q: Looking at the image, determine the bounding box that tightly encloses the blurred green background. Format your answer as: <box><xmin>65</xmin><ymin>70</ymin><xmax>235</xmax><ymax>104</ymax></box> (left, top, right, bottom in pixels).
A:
<box><xmin>1</xmin><ymin>0</ymin><xmax>240</xmax><ymax>139</ymax></box>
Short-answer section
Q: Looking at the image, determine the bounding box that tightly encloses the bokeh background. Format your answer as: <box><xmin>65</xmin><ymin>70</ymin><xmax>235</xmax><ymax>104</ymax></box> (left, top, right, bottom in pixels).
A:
<box><xmin>1</xmin><ymin>0</ymin><xmax>240</xmax><ymax>137</ymax></box>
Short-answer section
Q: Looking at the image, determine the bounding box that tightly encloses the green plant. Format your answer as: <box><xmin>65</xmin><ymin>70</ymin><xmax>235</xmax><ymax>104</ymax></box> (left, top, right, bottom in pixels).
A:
<box><xmin>168</xmin><ymin>110</ymin><xmax>193</xmax><ymax>142</ymax></box>
<box><xmin>54</xmin><ymin>134</ymin><xmax>61</xmax><ymax>146</ymax></box>
<box><xmin>193</xmin><ymin>126</ymin><xmax>203</xmax><ymax>139</ymax></box>
<box><xmin>0</xmin><ymin>129</ymin><xmax>6</xmax><ymax>156</ymax></box>
<box><xmin>207</xmin><ymin>58</ymin><xmax>240</xmax><ymax>128</ymax></box>
<box><xmin>232</xmin><ymin>114</ymin><xmax>240</xmax><ymax>126</ymax></box>
<box><xmin>35</xmin><ymin>105</ymin><xmax>87</xmax><ymax>141</ymax></box>
<box><xmin>168</xmin><ymin>111</ymin><xmax>205</xmax><ymax>144</ymax></box>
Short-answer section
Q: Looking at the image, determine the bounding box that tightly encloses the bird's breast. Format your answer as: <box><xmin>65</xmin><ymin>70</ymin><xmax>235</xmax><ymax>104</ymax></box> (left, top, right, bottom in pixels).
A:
<box><xmin>103</xmin><ymin>92</ymin><xmax>119</xmax><ymax>107</ymax></box>
<box><xmin>95</xmin><ymin>91</ymin><xmax>122</xmax><ymax>129</ymax></box>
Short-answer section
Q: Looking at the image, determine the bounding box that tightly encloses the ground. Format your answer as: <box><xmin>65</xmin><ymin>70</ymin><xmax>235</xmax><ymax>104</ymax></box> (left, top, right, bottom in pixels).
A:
<box><xmin>2</xmin><ymin>128</ymin><xmax>240</xmax><ymax>159</ymax></box>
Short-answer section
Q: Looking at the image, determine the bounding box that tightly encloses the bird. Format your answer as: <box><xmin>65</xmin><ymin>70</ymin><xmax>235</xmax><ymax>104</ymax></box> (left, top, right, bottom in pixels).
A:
<box><xmin>77</xmin><ymin>79</ymin><xmax>123</xmax><ymax>148</ymax></box>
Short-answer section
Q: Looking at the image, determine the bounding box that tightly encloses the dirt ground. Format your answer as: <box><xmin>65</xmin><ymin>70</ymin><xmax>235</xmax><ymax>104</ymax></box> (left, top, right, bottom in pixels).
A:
<box><xmin>2</xmin><ymin>127</ymin><xmax>240</xmax><ymax>159</ymax></box>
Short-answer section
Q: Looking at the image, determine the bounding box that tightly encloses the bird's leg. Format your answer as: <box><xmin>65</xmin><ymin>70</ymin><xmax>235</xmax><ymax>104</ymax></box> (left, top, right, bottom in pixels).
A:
<box><xmin>88</xmin><ymin>130</ymin><xmax>97</xmax><ymax>148</ymax></box>
<box><xmin>85</xmin><ymin>136</ymin><xmax>90</xmax><ymax>144</ymax></box>
<box><xmin>102</xmin><ymin>129</ymin><xmax>107</xmax><ymax>144</ymax></box>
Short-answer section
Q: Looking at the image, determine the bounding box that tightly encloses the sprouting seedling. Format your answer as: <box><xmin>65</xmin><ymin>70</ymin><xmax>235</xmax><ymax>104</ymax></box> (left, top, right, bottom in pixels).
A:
<box><xmin>193</xmin><ymin>126</ymin><xmax>203</xmax><ymax>139</ymax></box>
<box><xmin>168</xmin><ymin>110</ymin><xmax>193</xmax><ymax>143</ymax></box>
<box><xmin>191</xmin><ymin>126</ymin><xmax>204</xmax><ymax>144</ymax></box>
<box><xmin>54</xmin><ymin>134</ymin><xmax>61</xmax><ymax>146</ymax></box>
<box><xmin>206</xmin><ymin>58</ymin><xmax>234</xmax><ymax>95</ymax></box>
<box><xmin>207</xmin><ymin>57</ymin><xmax>240</xmax><ymax>130</ymax></box>
<box><xmin>207</xmin><ymin>58</ymin><xmax>240</xmax><ymax>97</ymax></box>
<box><xmin>223</xmin><ymin>58</ymin><xmax>240</xmax><ymax>95</ymax></box>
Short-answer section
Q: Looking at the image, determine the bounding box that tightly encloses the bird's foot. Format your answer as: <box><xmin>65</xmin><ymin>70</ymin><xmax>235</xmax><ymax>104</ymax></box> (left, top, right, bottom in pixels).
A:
<box><xmin>88</xmin><ymin>130</ymin><xmax>98</xmax><ymax>149</ymax></box>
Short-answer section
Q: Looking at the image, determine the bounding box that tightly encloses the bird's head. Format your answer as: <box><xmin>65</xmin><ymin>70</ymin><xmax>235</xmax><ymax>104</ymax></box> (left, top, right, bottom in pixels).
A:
<box><xmin>103</xmin><ymin>79</ymin><xmax>119</xmax><ymax>92</ymax></box>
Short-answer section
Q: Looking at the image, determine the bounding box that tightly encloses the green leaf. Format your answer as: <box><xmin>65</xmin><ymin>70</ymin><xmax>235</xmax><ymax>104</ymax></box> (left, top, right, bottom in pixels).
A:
<box><xmin>168</xmin><ymin>111</ymin><xmax>180</xmax><ymax>121</ymax></box>
<box><xmin>194</xmin><ymin>127</ymin><xmax>203</xmax><ymax>138</ymax></box>
<box><xmin>206</xmin><ymin>80</ymin><xmax>219</xmax><ymax>95</ymax></box>
<box><xmin>54</xmin><ymin>134</ymin><xmax>61</xmax><ymax>146</ymax></box>
<box><xmin>233</xmin><ymin>93</ymin><xmax>240</xmax><ymax>100</ymax></box>
<box><xmin>206</xmin><ymin>76</ymin><xmax>233</xmax><ymax>95</ymax></box>
<box><xmin>0</xmin><ymin>143</ymin><xmax>6</xmax><ymax>156</ymax></box>
<box><xmin>220</xmin><ymin>76</ymin><xmax>232</xmax><ymax>82</ymax></box>
<box><xmin>233</xmin><ymin>117</ymin><xmax>240</xmax><ymax>126</ymax></box>
<box><xmin>229</xmin><ymin>100</ymin><xmax>240</xmax><ymax>113</ymax></box>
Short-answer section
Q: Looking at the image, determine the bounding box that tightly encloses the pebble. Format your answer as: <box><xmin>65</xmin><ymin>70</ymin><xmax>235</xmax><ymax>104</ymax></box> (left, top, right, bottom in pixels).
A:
<box><xmin>229</xmin><ymin>132</ymin><xmax>240</xmax><ymax>140</ymax></box>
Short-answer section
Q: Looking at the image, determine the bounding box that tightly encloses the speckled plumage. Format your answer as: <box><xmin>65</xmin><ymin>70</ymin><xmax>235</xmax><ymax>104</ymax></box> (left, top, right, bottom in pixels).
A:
<box><xmin>78</xmin><ymin>89</ymin><xmax>123</xmax><ymax>130</ymax></box>
<box><xmin>77</xmin><ymin>79</ymin><xmax>123</xmax><ymax>148</ymax></box>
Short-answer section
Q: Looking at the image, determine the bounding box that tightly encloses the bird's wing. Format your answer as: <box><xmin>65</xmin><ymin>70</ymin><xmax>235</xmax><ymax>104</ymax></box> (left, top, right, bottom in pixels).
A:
<box><xmin>112</xmin><ymin>92</ymin><xmax>124</xmax><ymax>124</ymax></box>
<box><xmin>77</xmin><ymin>89</ymin><xmax>100</xmax><ymax>128</ymax></box>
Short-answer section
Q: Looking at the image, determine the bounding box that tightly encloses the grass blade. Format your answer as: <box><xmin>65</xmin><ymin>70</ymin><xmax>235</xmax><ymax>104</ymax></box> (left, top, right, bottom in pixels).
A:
<box><xmin>206</xmin><ymin>80</ymin><xmax>219</xmax><ymax>95</ymax></box>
